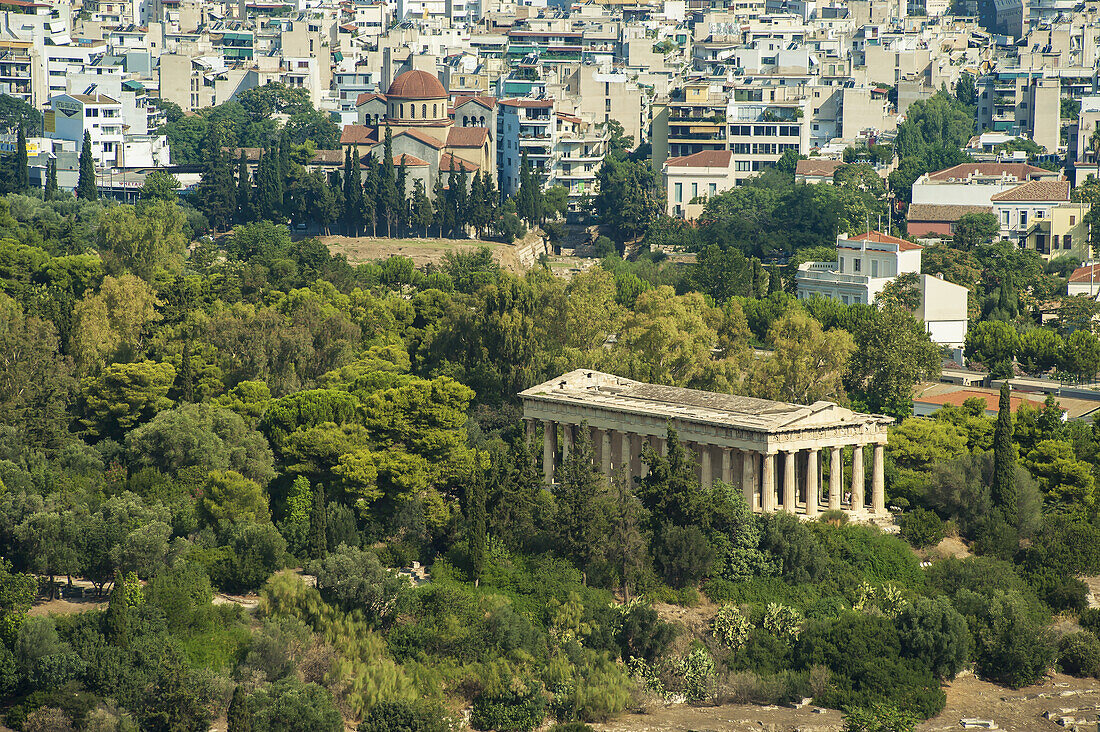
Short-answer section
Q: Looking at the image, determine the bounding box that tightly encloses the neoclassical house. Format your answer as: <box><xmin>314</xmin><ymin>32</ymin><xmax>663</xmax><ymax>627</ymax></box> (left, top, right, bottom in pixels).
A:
<box><xmin>521</xmin><ymin>370</ymin><xmax>893</xmax><ymax>519</ymax></box>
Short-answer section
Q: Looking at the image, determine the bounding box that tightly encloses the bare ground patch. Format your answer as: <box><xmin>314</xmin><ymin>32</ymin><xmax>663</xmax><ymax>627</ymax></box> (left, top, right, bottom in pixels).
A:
<box><xmin>320</xmin><ymin>235</ymin><xmax>524</xmax><ymax>271</ymax></box>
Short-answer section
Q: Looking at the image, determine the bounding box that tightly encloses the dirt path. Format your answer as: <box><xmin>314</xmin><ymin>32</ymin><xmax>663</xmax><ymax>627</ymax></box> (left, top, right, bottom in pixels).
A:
<box><xmin>596</xmin><ymin>673</ymin><xmax>1100</xmax><ymax>732</ymax></box>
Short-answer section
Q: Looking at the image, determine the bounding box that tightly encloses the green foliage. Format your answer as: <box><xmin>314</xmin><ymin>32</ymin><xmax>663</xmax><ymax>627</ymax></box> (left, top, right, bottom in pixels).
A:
<box><xmin>470</xmin><ymin>689</ymin><xmax>546</xmax><ymax>732</ymax></box>
<box><xmin>900</xmin><ymin>508</ymin><xmax>945</xmax><ymax>549</ymax></box>
<box><xmin>358</xmin><ymin>699</ymin><xmax>454</xmax><ymax>732</ymax></box>
<box><xmin>712</xmin><ymin>603</ymin><xmax>752</xmax><ymax>650</ymax></box>
<box><xmin>674</xmin><ymin>646</ymin><xmax>716</xmax><ymax>702</ymax></box>
<box><xmin>250</xmin><ymin>677</ymin><xmax>343</xmax><ymax>732</ymax></box>
<box><xmin>1058</xmin><ymin>631</ymin><xmax>1100</xmax><ymax>677</ymax></box>
<box><xmin>310</xmin><ymin>544</ymin><xmax>407</xmax><ymax>623</ymax></box>
<box><xmin>843</xmin><ymin>704</ymin><xmax>919</xmax><ymax>732</ymax></box>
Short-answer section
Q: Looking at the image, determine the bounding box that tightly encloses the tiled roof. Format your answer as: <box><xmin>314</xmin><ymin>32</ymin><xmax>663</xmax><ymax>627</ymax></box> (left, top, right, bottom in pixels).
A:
<box><xmin>393</xmin><ymin>153</ymin><xmax>430</xmax><ymax>167</ymax></box>
<box><xmin>340</xmin><ymin>125</ymin><xmax>376</xmax><ymax>146</ymax></box>
<box><xmin>915</xmin><ymin>389</ymin><xmax>1041</xmax><ymax>414</ymax></box>
<box><xmin>990</xmin><ymin>180</ymin><xmax>1071</xmax><ymax>202</ymax></box>
<box><xmin>440</xmin><ymin>153</ymin><xmax>478</xmax><ymax>172</ymax></box>
<box><xmin>400</xmin><ymin>128</ymin><xmax>445</xmax><ymax>149</ymax></box>
<box><xmin>847</xmin><ymin>230</ymin><xmax>923</xmax><ymax>251</ymax></box>
<box><xmin>453</xmin><ymin>95</ymin><xmax>497</xmax><ymax>109</ymax></box>
<box><xmin>355</xmin><ymin>92</ymin><xmax>386</xmax><ymax>106</ymax></box>
<box><xmin>446</xmin><ymin>126</ymin><xmax>489</xmax><ymax>147</ymax></box>
<box><xmin>925</xmin><ymin>162</ymin><xmax>1059</xmax><ymax>182</ymax></box>
<box><xmin>499</xmin><ymin>98</ymin><xmax>554</xmax><ymax>108</ymax></box>
<box><xmin>664</xmin><ymin>149</ymin><xmax>733</xmax><ymax>168</ymax></box>
<box><xmin>1069</xmin><ymin>263</ymin><xmax>1100</xmax><ymax>283</ymax></box>
<box><xmin>795</xmin><ymin>159</ymin><xmax>844</xmax><ymax>177</ymax></box>
<box><xmin>386</xmin><ymin>69</ymin><xmax>447</xmax><ymax>99</ymax></box>
<box><xmin>907</xmin><ymin>203</ymin><xmax>993</xmax><ymax>222</ymax></box>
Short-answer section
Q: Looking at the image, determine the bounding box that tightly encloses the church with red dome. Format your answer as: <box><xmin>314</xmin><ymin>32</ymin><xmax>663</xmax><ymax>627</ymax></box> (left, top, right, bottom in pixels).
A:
<box><xmin>340</xmin><ymin>69</ymin><xmax>495</xmax><ymax>197</ymax></box>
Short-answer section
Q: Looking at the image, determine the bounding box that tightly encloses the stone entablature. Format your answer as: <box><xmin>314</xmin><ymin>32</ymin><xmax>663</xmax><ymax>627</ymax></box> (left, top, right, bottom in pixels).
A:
<box><xmin>520</xmin><ymin>369</ymin><xmax>894</xmax><ymax>518</ymax></box>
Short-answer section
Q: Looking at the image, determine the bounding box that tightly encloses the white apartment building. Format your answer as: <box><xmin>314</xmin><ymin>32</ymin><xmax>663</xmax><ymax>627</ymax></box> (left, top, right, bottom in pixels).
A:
<box><xmin>497</xmin><ymin>98</ymin><xmax>554</xmax><ymax>194</ymax></box>
<box><xmin>726</xmin><ymin>98</ymin><xmax>810</xmax><ymax>183</ymax></box>
<box><xmin>796</xmin><ymin>231</ymin><xmax>969</xmax><ymax>347</ymax></box>
<box><xmin>49</xmin><ymin>93</ymin><xmax>125</xmax><ymax>168</ymax></box>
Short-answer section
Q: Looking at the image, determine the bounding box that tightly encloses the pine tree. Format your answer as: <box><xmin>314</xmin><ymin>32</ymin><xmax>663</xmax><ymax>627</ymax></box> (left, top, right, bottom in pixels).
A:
<box><xmin>13</xmin><ymin>122</ymin><xmax>27</xmax><ymax>192</ymax></box>
<box><xmin>309</xmin><ymin>484</ymin><xmax>328</xmax><ymax>559</ymax></box>
<box><xmin>236</xmin><ymin>151</ymin><xmax>254</xmax><ymax>223</ymax></box>
<box><xmin>410</xmin><ymin>178</ymin><xmax>431</xmax><ymax>236</ymax></box>
<box><xmin>178</xmin><ymin>341</ymin><xmax>195</xmax><ymax>402</ymax></box>
<box><xmin>992</xmin><ymin>383</ymin><xmax>1017</xmax><ymax>523</ymax></box>
<box><xmin>77</xmin><ymin>130</ymin><xmax>96</xmax><ymax>201</ymax></box>
<box><xmin>467</xmin><ymin>467</ymin><xmax>487</xmax><ymax>586</ymax></box>
<box><xmin>45</xmin><ymin>157</ymin><xmax>57</xmax><ymax>200</ymax></box>
<box><xmin>227</xmin><ymin>685</ymin><xmax>252</xmax><ymax>732</ymax></box>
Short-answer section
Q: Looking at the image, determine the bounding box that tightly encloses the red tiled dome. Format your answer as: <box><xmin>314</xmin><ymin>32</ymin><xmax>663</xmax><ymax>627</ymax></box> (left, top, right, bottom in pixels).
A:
<box><xmin>386</xmin><ymin>70</ymin><xmax>446</xmax><ymax>99</ymax></box>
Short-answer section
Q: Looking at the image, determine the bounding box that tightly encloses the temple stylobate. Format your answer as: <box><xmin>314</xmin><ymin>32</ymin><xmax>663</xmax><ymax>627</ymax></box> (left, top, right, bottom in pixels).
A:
<box><xmin>520</xmin><ymin>370</ymin><xmax>894</xmax><ymax>518</ymax></box>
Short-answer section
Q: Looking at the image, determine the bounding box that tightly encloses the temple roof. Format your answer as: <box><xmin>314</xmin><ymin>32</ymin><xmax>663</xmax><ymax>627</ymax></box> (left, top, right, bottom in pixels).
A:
<box><xmin>520</xmin><ymin>370</ymin><xmax>892</xmax><ymax>434</ymax></box>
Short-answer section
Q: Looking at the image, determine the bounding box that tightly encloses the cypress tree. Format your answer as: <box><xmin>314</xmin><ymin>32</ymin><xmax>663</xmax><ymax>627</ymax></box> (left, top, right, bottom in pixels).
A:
<box><xmin>469</xmin><ymin>170</ymin><xmax>486</xmax><ymax>238</ymax></box>
<box><xmin>467</xmin><ymin>467</ymin><xmax>487</xmax><ymax>586</ymax></box>
<box><xmin>364</xmin><ymin>154</ymin><xmax>380</xmax><ymax>237</ymax></box>
<box><xmin>236</xmin><ymin>151</ymin><xmax>253</xmax><ymax>223</ymax></box>
<box><xmin>227</xmin><ymin>685</ymin><xmax>252</xmax><ymax>732</ymax></box>
<box><xmin>77</xmin><ymin>130</ymin><xmax>96</xmax><ymax>201</ymax></box>
<box><xmin>14</xmin><ymin>122</ymin><xmax>27</xmax><ymax>192</ymax></box>
<box><xmin>453</xmin><ymin>165</ymin><xmax>469</xmax><ymax>237</ymax></box>
<box><xmin>342</xmin><ymin>147</ymin><xmax>355</xmax><ymax>234</ymax></box>
<box><xmin>411</xmin><ymin>178</ymin><xmax>431</xmax><ymax>237</ymax></box>
<box><xmin>276</xmin><ymin>130</ymin><xmax>289</xmax><ymax>215</ymax></box>
<box><xmin>195</xmin><ymin>125</ymin><xmax>237</xmax><ymax>229</ymax></box>
<box><xmin>256</xmin><ymin>147</ymin><xmax>282</xmax><ymax>222</ymax></box>
<box><xmin>432</xmin><ymin>172</ymin><xmax>446</xmax><ymax>238</ymax></box>
<box><xmin>516</xmin><ymin>150</ymin><xmax>534</xmax><ymax>224</ymax></box>
<box><xmin>45</xmin><ymin>157</ymin><xmax>57</xmax><ymax>200</ymax></box>
<box><xmin>309</xmin><ymin>484</ymin><xmax>328</xmax><ymax>559</ymax></box>
<box><xmin>395</xmin><ymin>154</ymin><xmax>408</xmax><ymax>235</ymax></box>
<box><xmin>992</xmin><ymin>383</ymin><xmax>1017</xmax><ymax>523</ymax></box>
<box><xmin>379</xmin><ymin>127</ymin><xmax>396</xmax><ymax>237</ymax></box>
<box><xmin>104</xmin><ymin>575</ymin><xmax>130</xmax><ymax>646</ymax></box>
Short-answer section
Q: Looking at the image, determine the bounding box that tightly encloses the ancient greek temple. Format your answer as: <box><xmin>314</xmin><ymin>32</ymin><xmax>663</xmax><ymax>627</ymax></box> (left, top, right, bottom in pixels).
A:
<box><xmin>520</xmin><ymin>370</ymin><xmax>893</xmax><ymax>518</ymax></box>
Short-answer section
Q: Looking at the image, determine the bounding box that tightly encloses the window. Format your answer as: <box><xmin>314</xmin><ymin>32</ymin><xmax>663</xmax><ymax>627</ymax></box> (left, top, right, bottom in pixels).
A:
<box><xmin>691</xmin><ymin>182</ymin><xmax>698</xmax><ymax>198</ymax></box>
<box><xmin>841</xmin><ymin>294</ymin><xmax>849</xmax><ymax>304</ymax></box>
<box><xmin>1065</xmin><ymin>233</ymin><xmax>1073</xmax><ymax>248</ymax></box>
<box><xmin>422</xmin><ymin>104</ymin><xmax>427</xmax><ymax>117</ymax></box>
<box><xmin>1053</xmin><ymin>234</ymin><xmax>1060</xmax><ymax>248</ymax></box>
<box><xmin>736</xmin><ymin>161</ymin><xmax>751</xmax><ymax>171</ymax></box>
<box><xmin>1036</xmin><ymin>209</ymin><xmax>1045</xmax><ymax>219</ymax></box>
<box><xmin>674</xmin><ymin>182</ymin><xmax>682</xmax><ymax>202</ymax></box>
<box><xmin>839</xmin><ymin>256</ymin><xmax>845</xmax><ymax>271</ymax></box>
<box><xmin>854</xmin><ymin>258</ymin><xmax>861</xmax><ymax>272</ymax></box>
<box><xmin>1036</xmin><ymin>234</ymin><xmax>1046</xmax><ymax>251</ymax></box>
<box><xmin>871</xmin><ymin>259</ymin><xmax>878</xmax><ymax>277</ymax></box>
<box><xmin>1001</xmin><ymin>210</ymin><xmax>1010</xmax><ymax>226</ymax></box>
<box><xmin>1071</xmin><ymin>215</ymin><xmax>1077</xmax><ymax>225</ymax></box>
<box><xmin>605</xmin><ymin>99</ymin><xmax>611</xmax><ymax>111</ymax></box>
<box><xmin>709</xmin><ymin>182</ymin><xmax>717</xmax><ymax>195</ymax></box>
<box><xmin>1020</xmin><ymin>210</ymin><xmax>1028</xmax><ymax>227</ymax></box>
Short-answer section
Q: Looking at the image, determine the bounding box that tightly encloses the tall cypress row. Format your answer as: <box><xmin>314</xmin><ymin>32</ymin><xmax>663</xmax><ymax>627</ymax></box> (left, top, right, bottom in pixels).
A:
<box><xmin>309</xmin><ymin>484</ymin><xmax>328</xmax><ymax>560</ymax></box>
<box><xmin>467</xmin><ymin>467</ymin><xmax>487</xmax><ymax>586</ymax></box>
<box><xmin>14</xmin><ymin>122</ymin><xmax>27</xmax><ymax>192</ymax></box>
<box><xmin>992</xmin><ymin>383</ymin><xmax>1017</xmax><ymax>524</ymax></box>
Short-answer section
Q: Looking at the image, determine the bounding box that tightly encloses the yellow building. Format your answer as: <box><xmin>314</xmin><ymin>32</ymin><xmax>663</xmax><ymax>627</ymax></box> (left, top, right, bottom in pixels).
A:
<box><xmin>1022</xmin><ymin>202</ymin><xmax>1091</xmax><ymax>262</ymax></box>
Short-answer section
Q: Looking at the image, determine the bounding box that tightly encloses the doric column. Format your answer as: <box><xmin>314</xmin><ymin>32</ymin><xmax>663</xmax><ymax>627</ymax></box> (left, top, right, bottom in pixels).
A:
<box><xmin>721</xmin><ymin>448</ymin><xmax>733</xmax><ymax>485</ymax></box>
<box><xmin>872</xmin><ymin>442</ymin><xmax>886</xmax><ymax>514</ymax></box>
<box><xmin>620</xmin><ymin>431</ymin><xmax>632</xmax><ymax>483</ymax></box>
<box><xmin>655</xmin><ymin>437</ymin><xmax>667</xmax><ymax>457</ymax></box>
<box><xmin>562</xmin><ymin>423</ymin><xmax>573</xmax><ymax>462</ymax></box>
<box><xmin>742</xmin><ymin>451</ymin><xmax>756</xmax><ymax>511</ymax></box>
<box><xmin>806</xmin><ymin>448</ymin><xmax>819</xmax><ymax>518</ymax></box>
<box><xmin>762</xmin><ymin>452</ymin><xmax>776</xmax><ymax>512</ymax></box>
<box><xmin>851</xmin><ymin>444</ymin><xmax>865</xmax><ymax>511</ymax></box>
<box><xmin>829</xmin><ymin>446</ymin><xmax>842</xmax><ymax>511</ymax></box>
<box><xmin>782</xmin><ymin>450</ymin><xmax>796</xmax><ymax>513</ymax></box>
<box><xmin>542</xmin><ymin>420</ymin><xmax>556</xmax><ymax>486</ymax></box>
<box><xmin>700</xmin><ymin>444</ymin><xmax>713</xmax><ymax>487</ymax></box>
<box><xmin>525</xmin><ymin>419</ymin><xmax>536</xmax><ymax>447</ymax></box>
<box><xmin>633</xmin><ymin>435</ymin><xmax>646</xmax><ymax>478</ymax></box>
<box><xmin>601</xmin><ymin>429</ymin><xmax>613</xmax><ymax>478</ymax></box>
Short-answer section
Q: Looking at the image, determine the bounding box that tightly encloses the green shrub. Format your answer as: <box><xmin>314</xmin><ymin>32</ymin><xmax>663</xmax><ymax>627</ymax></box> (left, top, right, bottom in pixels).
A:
<box><xmin>1080</xmin><ymin>607</ymin><xmax>1100</xmax><ymax>634</ymax></box>
<box><xmin>470</xmin><ymin>690</ymin><xmax>546</xmax><ymax>732</ymax></box>
<box><xmin>358</xmin><ymin>699</ymin><xmax>454</xmax><ymax>732</ymax></box>
<box><xmin>900</xmin><ymin>509</ymin><xmax>944</xmax><ymax>548</ymax></box>
<box><xmin>1058</xmin><ymin>631</ymin><xmax>1100</xmax><ymax>677</ymax></box>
